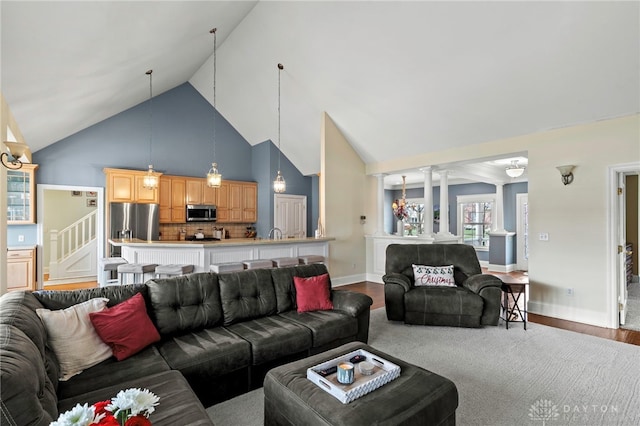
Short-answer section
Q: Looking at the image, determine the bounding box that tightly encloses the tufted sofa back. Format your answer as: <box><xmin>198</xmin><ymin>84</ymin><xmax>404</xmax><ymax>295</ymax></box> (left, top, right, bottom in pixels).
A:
<box><xmin>0</xmin><ymin>291</ymin><xmax>58</xmax><ymax>426</ymax></box>
<box><xmin>146</xmin><ymin>273</ymin><xmax>223</xmax><ymax>335</ymax></box>
<box><xmin>385</xmin><ymin>244</ymin><xmax>482</xmax><ymax>285</ymax></box>
<box><xmin>270</xmin><ymin>264</ymin><xmax>329</xmax><ymax>313</ymax></box>
<box><xmin>217</xmin><ymin>269</ymin><xmax>276</xmax><ymax>326</ymax></box>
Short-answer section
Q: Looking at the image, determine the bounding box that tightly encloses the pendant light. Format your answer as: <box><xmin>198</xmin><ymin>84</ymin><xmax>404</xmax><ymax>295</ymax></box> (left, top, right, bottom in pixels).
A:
<box><xmin>505</xmin><ymin>160</ymin><xmax>525</xmax><ymax>178</ymax></box>
<box><xmin>206</xmin><ymin>27</ymin><xmax>222</xmax><ymax>188</ymax></box>
<box><xmin>273</xmin><ymin>63</ymin><xmax>286</xmax><ymax>193</ymax></box>
<box><xmin>142</xmin><ymin>69</ymin><xmax>158</xmax><ymax>190</ymax></box>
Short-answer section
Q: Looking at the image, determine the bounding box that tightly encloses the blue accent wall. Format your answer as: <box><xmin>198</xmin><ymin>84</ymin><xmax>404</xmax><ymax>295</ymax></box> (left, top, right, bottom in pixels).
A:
<box><xmin>20</xmin><ymin>82</ymin><xmax>316</xmax><ymax>245</ymax></box>
<box><xmin>6</xmin><ymin>225</ymin><xmax>38</xmax><ymax>247</ymax></box>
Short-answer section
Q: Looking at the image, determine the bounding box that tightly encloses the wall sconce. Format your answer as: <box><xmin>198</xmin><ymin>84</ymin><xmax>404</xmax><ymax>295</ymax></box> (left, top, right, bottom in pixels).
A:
<box><xmin>1</xmin><ymin>141</ymin><xmax>32</xmax><ymax>170</ymax></box>
<box><xmin>556</xmin><ymin>165</ymin><xmax>575</xmax><ymax>185</ymax></box>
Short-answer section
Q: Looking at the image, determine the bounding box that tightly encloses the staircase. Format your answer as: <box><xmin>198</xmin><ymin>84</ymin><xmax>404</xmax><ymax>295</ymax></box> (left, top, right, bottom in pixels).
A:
<box><xmin>47</xmin><ymin>211</ymin><xmax>97</xmax><ymax>284</ymax></box>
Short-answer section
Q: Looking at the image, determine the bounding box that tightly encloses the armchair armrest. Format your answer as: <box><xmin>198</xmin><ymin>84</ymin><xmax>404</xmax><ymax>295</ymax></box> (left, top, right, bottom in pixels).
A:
<box><xmin>382</xmin><ymin>273</ymin><xmax>412</xmax><ymax>292</ymax></box>
<box><xmin>462</xmin><ymin>274</ymin><xmax>502</xmax><ymax>294</ymax></box>
<box><xmin>331</xmin><ymin>290</ymin><xmax>373</xmax><ymax>318</ymax></box>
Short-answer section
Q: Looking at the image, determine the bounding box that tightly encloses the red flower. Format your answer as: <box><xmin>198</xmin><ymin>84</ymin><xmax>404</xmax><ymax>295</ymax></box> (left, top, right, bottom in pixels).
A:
<box><xmin>96</xmin><ymin>415</ymin><xmax>120</xmax><ymax>426</ymax></box>
<box><xmin>93</xmin><ymin>400</ymin><xmax>111</xmax><ymax>416</ymax></box>
<box><xmin>125</xmin><ymin>415</ymin><xmax>152</xmax><ymax>426</ymax></box>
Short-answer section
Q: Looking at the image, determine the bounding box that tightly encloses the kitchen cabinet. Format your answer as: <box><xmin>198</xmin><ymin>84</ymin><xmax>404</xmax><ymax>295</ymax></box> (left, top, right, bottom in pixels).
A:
<box><xmin>157</xmin><ymin>176</ymin><xmax>257</xmax><ymax>224</ymax></box>
<box><xmin>104</xmin><ymin>168</ymin><xmax>162</xmax><ymax>204</ymax></box>
<box><xmin>7</xmin><ymin>248</ymin><xmax>36</xmax><ymax>291</ymax></box>
<box><xmin>6</xmin><ymin>164</ymin><xmax>38</xmax><ymax>224</ymax></box>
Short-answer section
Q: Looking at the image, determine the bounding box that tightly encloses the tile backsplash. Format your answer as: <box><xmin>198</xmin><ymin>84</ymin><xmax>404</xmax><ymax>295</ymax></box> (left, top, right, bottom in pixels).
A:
<box><xmin>159</xmin><ymin>223</ymin><xmax>254</xmax><ymax>240</ymax></box>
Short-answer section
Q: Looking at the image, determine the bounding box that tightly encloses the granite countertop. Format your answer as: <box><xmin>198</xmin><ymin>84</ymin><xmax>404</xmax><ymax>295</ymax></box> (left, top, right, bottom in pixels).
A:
<box><xmin>109</xmin><ymin>237</ymin><xmax>333</xmax><ymax>248</ymax></box>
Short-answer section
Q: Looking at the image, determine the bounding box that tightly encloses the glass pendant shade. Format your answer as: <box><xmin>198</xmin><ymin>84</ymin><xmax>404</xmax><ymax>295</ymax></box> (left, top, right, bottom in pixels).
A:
<box><xmin>143</xmin><ymin>164</ymin><xmax>158</xmax><ymax>190</ymax></box>
<box><xmin>273</xmin><ymin>170</ymin><xmax>286</xmax><ymax>193</ymax></box>
<box><xmin>207</xmin><ymin>162</ymin><xmax>222</xmax><ymax>188</ymax></box>
<box><xmin>505</xmin><ymin>161</ymin><xmax>525</xmax><ymax>178</ymax></box>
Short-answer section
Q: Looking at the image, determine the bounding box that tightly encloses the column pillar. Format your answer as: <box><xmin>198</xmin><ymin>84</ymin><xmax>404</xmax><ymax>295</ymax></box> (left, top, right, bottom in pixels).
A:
<box><xmin>420</xmin><ymin>166</ymin><xmax>434</xmax><ymax>237</ymax></box>
<box><xmin>373</xmin><ymin>174</ymin><xmax>387</xmax><ymax>235</ymax></box>
<box><xmin>493</xmin><ymin>183</ymin><xmax>506</xmax><ymax>233</ymax></box>
<box><xmin>436</xmin><ymin>170</ymin><xmax>452</xmax><ymax>237</ymax></box>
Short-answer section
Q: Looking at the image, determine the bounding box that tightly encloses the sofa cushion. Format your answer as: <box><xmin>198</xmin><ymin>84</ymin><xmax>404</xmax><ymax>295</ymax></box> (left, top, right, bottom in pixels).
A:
<box><xmin>279</xmin><ymin>310</ymin><xmax>357</xmax><ymax>348</ymax></box>
<box><xmin>404</xmin><ymin>286</ymin><xmax>484</xmax><ymax>327</ymax></box>
<box><xmin>57</xmin><ymin>345</ymin><xmax>170</xmax><ymax>401</ymax></box>
<box><xmin>412</xmin><ymin>264</ymin><xmax>456</xmax><ymax>287</ymax></box>
<box><xmin>57</xmin><ymin>371</ymin><xmax>213</xmax><ymax>426</ymax></box>
<box><xmin>218</xmin><ymin>269</ymin><xmax>277</xmax><ymax>326</ymax></box>
<box><xmin>271</xmin><ymin>264</ymin><xmax>329</xmax><ymax>313</ymax></box>
<box><xmin>293</xmin><ymin>273</ymin><xmax>333</xmax><ymax>313</ymax></box>
<box><xmin>34</xmin><ymin>284</ymin><xmax>149</xmax><ymax>310</ymax></box>
<box><xmin>36</xmin><ymin>298</ymin><xmax>113</xmax><ymax>381</ymax></box>
<box><xmin>226</xmin><ymin>316</ymin><xmax>312</xmax><ymax>365</ymax></box>
<box><xmin>156</xmin><ymin>327</ymin><xmax>251</xmax><ymax>378</ymax></box>
<box><xmin>0</xmin><ymin>324</ymin><xmax>59</xmax><ymax>426</ymax></box>
<box><xmin>89</xmin><ymin>293</ymin><xmax>161</xmax><ymax>361</ymax></box>
<box><xmin>146</xmin><ymin>273</ymin><xmax>223</xmax><ymax>335</ymax></box>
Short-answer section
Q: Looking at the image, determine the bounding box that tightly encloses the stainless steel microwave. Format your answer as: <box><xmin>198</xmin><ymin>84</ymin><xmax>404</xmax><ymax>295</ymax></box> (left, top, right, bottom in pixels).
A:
<box><xmin>186</xmin><ymin>204</ymin><xmax>217</xmax><ymax>222</ymax></box>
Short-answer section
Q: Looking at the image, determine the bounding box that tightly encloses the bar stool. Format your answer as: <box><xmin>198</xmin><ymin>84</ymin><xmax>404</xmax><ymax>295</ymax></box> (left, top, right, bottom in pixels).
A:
<box><xmin>117</xmin><ymin>263</ymin><xmax>158</xmax><ymax>285</ymax></box>
<box><xmin>242</xmin><ymin>259</ymin><xmax>274</xmax><ymax>270</ymax></box>
<box><xmin>155</xmin><ymin>264</ymin><xmax>194</xmax><ymax>279</ymax></box>
<box><xmin>209</xmin><ymin>263</ymin><xmax>245</xmax><ymax>273</ymax></box>
<box><xmin>99</xmin><ymin>257</ymin><xmax>127</xmax><ymax>286</ymax></box>
<box><xmin>271</xmin><ymin>257</ymin><xmax>300</xmax><ymax>268</ymax></box>
<box><xmin>298</xmin><ymin>255</ymin><xmax>326</xmax><ymax>265</ymax></box>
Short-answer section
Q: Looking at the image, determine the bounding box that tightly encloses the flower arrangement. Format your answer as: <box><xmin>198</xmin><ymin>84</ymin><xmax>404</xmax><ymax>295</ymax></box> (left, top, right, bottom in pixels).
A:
<box><xmin>392</xmin><ymin>199</ymin><xmax>408</xmax><ymax>221</ymax></box>
<box><xmin>51</xmin><ymin>388</ymin><xmax>159</xmax><ymax>426</ymax></box>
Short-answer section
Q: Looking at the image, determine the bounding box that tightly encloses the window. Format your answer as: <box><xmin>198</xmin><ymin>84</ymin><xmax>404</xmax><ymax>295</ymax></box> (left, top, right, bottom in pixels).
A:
<box><xmin>457</xmin><ymin>194</ymin><xmax>494</xmax><ymax>250</ymax></box>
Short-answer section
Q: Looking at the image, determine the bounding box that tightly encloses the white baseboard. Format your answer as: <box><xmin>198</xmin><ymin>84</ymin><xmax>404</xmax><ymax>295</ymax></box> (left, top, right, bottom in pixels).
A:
<box><xmin>365</xmin><ymin>273</ymin><xmax>384</xmax><ymax>284</ymax></box>
<box><xmin>331</xmin><ymin>273</ymin><xmax>367</xmax><ymax>287</ymax></box>
<box><xmin>44</xmin><ymin>275</ymin><xmax>97</xmax><ymax>286</ymax></box>
<box><xmin>528</xmin><ymin>300</ymin><xmax>613</xmax><ymax>329</ymax></box>
<box><xmin>479</xmin><ymin>260</ymin><xmax>489</xmax><ymax>268</ymax></box>
<box><xmin>487</xmin><ymin>263</ymin><xmax>517</xmax><ymax>273</ymax></box>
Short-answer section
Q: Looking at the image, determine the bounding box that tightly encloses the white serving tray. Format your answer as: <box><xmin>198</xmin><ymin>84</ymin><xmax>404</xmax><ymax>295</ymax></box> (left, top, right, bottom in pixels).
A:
<box><xmin>306</xmin><ymin>349</ymin><xmax>401</xmax><ymax>404</ymax></box>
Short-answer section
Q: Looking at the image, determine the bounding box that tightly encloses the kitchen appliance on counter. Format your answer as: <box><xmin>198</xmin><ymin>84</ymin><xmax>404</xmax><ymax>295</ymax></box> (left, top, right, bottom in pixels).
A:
<box><xmin>110</xmin><ymin>203</ymin><xmax>159</xmax><ymax>256</ymax></box>
<box><xmin>186</xmin><ymin>204</ymin><xmax>217</xmax><ymax>222</ymax></box>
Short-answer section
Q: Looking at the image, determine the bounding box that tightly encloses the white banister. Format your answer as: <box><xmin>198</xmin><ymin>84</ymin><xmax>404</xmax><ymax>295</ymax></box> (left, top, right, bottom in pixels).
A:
<box><xmin>53</xmin><ymin>210</ymin><xmax>97</xmax><ymax>262</ymax></box>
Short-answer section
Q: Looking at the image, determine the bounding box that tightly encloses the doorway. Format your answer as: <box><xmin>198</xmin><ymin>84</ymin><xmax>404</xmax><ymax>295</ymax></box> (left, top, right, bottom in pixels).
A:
<box><xmin>608</xmin><ymin>162</ymin><xmax>640</xmax><ymax>330</ymax></box>
<box><xmin>36</xmin><ymin>184</ymin><xmax>105</xmax><ymax>287</ymax></box>
<box><xmin>274</xmin><ymin>194</ymin><xmax>307</xmax><ymax>238</ymax></box>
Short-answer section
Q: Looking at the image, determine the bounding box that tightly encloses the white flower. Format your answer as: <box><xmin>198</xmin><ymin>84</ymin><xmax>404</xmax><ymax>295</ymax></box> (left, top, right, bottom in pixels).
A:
<box><xmin>50</xmin><ymin>403</ymin><xmax>103</xmax><ymax>426</ymax></box>
<box><xmin>106</xmin><ymin>388</ymin><xmax>159</xmax><ymax>418</ymax></box>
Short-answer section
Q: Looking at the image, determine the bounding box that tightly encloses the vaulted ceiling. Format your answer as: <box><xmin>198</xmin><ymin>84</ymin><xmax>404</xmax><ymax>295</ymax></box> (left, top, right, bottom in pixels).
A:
<box><xmin>2</xmin><ymin>1</ymin><xmax>638</xmax><ymax>181</ymax></box>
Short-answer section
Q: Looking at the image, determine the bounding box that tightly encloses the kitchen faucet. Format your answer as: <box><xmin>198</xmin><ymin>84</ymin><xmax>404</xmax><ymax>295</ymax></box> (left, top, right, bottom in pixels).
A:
<box><xmin>268</xmin><ymin>227</ymin><xmax>282</xmax><ymax>240</ymax></box>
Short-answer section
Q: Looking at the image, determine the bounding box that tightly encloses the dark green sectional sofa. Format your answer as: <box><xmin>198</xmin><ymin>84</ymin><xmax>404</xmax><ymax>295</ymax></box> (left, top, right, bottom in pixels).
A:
<box><xmin>0</xmin><ymin>264</ymin><xmax>373</xmax><ymax>425</ymax></box>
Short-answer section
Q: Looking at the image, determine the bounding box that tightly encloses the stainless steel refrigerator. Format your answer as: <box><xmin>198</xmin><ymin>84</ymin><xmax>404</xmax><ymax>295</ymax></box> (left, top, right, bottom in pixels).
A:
<box><xmin>110</xmin><ymin>203</ymin><xmax>159</xmax><ymax>256</ymax></box>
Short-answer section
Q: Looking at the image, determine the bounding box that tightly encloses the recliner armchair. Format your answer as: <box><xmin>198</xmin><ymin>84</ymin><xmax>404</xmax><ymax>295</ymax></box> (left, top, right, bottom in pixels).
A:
<box><xmin>383</xmin><ymin>243</ymin><xmax>502</xmax><ymax>327</ymax></box>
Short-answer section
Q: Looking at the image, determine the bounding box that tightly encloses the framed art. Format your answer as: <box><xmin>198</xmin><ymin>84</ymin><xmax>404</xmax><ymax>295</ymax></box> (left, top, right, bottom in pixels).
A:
<box><xmin>87</xmin><ymin>199</ymin><xmax>97</xmax><ymax>207</ymax></box>
<box><xmin>71</xmin><ymin>191</ymin><xmax>82</xmax><ymax>197</ymax></box>
<box><xmin>86</xmin><ymin>191</ymin><xmax>97</xmax><ymax>197</ymax></box>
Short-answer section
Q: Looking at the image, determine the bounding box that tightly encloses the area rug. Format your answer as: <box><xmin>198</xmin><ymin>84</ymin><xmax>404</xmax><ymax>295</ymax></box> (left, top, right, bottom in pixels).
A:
<box><xmin>207</xmin><ymin>308</ymin><xmax>640</xmax><ymax>425</ymax></box>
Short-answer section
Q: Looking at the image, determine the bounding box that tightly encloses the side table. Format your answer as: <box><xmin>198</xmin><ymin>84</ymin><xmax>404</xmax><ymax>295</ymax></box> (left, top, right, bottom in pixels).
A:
<box><xmin>500</xmin><ymin>282</ymin><xmax>529</xmax><ymax>330</ymax></box>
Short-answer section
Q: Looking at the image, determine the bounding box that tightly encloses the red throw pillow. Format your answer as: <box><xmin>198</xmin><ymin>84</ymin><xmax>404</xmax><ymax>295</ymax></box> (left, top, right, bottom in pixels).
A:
<box><xmin>293</xmin><ymin>273</ymin><xmax>333</xmax><ymax>313</ymax></box>
<box><xmin>89</xmin><ymin>293</ymin><xmax>160</xmax><ymax>361</ymax></box>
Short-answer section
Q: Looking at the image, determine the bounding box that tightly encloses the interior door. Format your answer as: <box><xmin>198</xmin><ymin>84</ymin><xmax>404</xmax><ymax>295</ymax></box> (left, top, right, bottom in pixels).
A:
<box><xmin>516</xmin><ymin>193</ymin><xmax>529</xmax><ymax>271</ymax></box>
<box><xmin>618</xmin><ymin>173</ymin><xmax>628</xmax><ymax>325</ymax></box>
<box><xmin>274</xmin><ymin>194</ymin><xmax>307</xmax><ymax>238</ymax></box>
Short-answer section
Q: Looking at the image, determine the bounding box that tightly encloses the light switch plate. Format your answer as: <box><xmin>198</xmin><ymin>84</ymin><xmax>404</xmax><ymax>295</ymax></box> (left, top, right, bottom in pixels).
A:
<box><xmin>539</xmin><ymin>232</ymin><xmax>549</xmax><ymax>241</ymax></box>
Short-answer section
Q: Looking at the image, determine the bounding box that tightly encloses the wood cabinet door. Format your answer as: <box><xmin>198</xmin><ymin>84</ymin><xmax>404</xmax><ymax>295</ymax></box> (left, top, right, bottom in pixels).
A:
<box><xmin>202</xmin><ymin>183</ymin><xmax>217</xmax><ymax>205</ymax></box>
<box><xmin>171</xmin><ymin>178</ymin><xmax>186</xmax><ymax>222</ymax></box>
<box><xmin>229</xmin><ymin>182</ymin><xmax>243</xmax><ymax>222</ymax></box>
<box><xmin>7</xmin><ymin>249</ymin><xmax>35</xmax><ymax>291</ymax></box>
<box><xmin>109</xmin><ymin>172</ymin><xmax>135</xmax><ymax>202</ymax></box>
<box><xmin>216</xmin><ymin>181</ymin><xmax>230</xmax><ymax>222</ymax></box>
<box><xmin>159</xmin><ymin>176</ymin><xmax>172</xmax><ymax>223</ymax></box>
<box><xmin>134</xmin><ymin>175</ymin><xmax>159</xmax><ymax>203</ymax></box>
<box><xmin>186</xmin><ymin>179</ymin><xmax>204</xmax><ymax>205</ymax></box>
<box><xmin>6</xmin><ymin>164</ymin><xmax>38</xmax><ymax>224</ymax></box>
<box><xmin>242</xmin><ymin>183</ymin><xmax>257</xmax><ymax>222</ymax></box>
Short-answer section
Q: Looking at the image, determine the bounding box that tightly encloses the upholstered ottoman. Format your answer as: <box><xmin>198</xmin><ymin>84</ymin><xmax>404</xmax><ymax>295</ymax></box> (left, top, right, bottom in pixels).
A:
<box><xmin>264</xmin><ymin>341</ymin><xmax>458</xmax><ymax>426</ymax></box>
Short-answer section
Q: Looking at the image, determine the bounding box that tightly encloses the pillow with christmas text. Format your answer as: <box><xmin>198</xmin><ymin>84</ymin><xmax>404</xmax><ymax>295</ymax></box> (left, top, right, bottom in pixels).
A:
<box><xmin>412</xmin><ymin>264</ymin><xmax>456</xmax><ymax>287</ymax></box>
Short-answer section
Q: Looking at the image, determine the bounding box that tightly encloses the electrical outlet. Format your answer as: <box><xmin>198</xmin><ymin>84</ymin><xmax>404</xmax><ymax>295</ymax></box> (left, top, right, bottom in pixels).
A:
<box><xmin>18</xmin><ymin>235</ymin><xmax>24</xmax><ymax>242</ymax></box>
<box><xmin>539</xmin><ymin>232</ymin><xmax>549</xmax><ymax>241</ymax></box>
<box><xmin>567</xmin><ymin>288</ymin><xmax>574</xmax><ymax>296</ymax></box>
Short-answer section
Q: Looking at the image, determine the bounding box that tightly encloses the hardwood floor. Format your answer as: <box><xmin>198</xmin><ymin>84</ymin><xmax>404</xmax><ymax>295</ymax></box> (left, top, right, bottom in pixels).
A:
<box><xmin>42</xmin><ymin>273</ymin><xmax>640</xmax><ymax>346</ymax></box>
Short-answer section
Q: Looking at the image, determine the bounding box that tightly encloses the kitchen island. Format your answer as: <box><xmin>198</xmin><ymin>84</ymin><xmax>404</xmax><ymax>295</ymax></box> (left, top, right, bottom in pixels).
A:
<box><xmin>109</xmin><ymin>237</ymin><xmax>333</xmax><ymax>274</ymax></box>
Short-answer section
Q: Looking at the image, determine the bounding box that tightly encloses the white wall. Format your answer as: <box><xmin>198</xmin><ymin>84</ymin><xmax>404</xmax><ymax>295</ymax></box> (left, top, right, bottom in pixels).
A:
<box><xmin>363</xmin><ymin>114</ymin><xmax>639</xmax><ymax>328</ymax></box>
<box><xmin>321</xmin><ymin>112</ymin><xmax>368</xmax><ymax>285</ymax></box>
